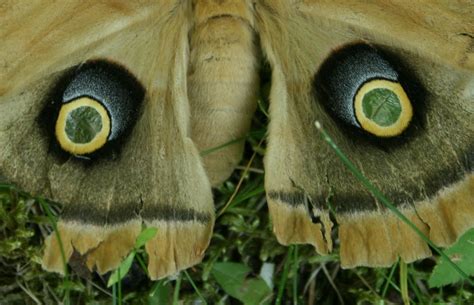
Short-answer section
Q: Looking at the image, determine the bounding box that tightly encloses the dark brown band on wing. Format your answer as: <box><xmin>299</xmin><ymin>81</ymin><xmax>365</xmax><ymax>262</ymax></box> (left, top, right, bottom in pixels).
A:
<box><xmin>267</xmin><ymin>167</ymin><xmax>469</xmax><ymax>214</ymax></box>
<box><xmin>141</xmin><ymin>205</ymin><xmax>212</xmax><ymax>223</ymax></box>
<box><xmin>267</xmin><ymin>191</ymin><xmax>305</xmax><ymax>207</ymax></box>
<box><xmin>62</xmin><ymin>203</ymin><xmax>211</xmax><ymax>225</ymax></box>
<box><xmin>268</xmin><ymin>190</ymin><xmax>377</xmax><ymax>213</ymax></box>
<box><xmin>61</xmin><ymin>204</ymin><xmax>139</xmax><ymax>225</ymax></box>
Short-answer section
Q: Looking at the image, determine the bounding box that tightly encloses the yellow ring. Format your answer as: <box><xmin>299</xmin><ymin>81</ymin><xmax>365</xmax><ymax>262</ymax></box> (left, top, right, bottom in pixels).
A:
<box><xmin>354</xmin><ymin>79</ymin><xmax>413</xmax><ymax>137</ymax></box>
<box><xmin>55</xmin><ymin>97</ymin><xmax>111</xmax><ymax>155</ymax></box>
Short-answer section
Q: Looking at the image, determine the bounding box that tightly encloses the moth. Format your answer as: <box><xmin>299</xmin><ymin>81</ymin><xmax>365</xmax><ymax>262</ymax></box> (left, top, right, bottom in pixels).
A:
<box><xmin>0</xmin><ymin>0</ymin><xmax>472</xmax><ymax>280</ymax></box>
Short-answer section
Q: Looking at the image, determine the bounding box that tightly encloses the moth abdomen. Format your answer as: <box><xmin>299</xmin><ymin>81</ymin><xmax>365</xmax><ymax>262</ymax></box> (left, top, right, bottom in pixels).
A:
<box><xmin>189</xmin><ymin>0</ymin><xmax>260</xmax><ymax>186</ymax></box>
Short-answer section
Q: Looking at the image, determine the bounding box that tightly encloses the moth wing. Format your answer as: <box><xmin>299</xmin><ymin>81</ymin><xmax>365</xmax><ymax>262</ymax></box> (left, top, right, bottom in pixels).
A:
<box><xmin>256</xmin><ymin>0</ymin><xmax>473</xmax><ymax>267</ymax></box>
<box><xmin>0</xmin><ymin>1</ymin><xmax>214</xmax><ymax>279</ymax></box>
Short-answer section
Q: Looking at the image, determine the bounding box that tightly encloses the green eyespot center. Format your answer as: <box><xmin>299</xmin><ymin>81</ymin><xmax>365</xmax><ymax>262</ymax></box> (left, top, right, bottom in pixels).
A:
<box><xmin>65</xmin><ymin>106</ymin><xmax>103</xmax><ymax>143</ymax></box>
<box><xmin>362</xmin><ymin>88</ymin><xmax>401</xmax><ymax>127</ymax></box>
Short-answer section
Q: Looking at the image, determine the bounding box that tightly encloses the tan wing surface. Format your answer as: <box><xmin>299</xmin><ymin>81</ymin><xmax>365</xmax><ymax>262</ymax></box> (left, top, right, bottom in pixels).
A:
<box><xmin>0</xmin><ymin>1</ymin><xmax>214</xmax><ymax>280</ymax></box>
<box><xmin>256</xmin><ymin>0</ymin><xmax>473</xmax><ymax>267</ymax></box>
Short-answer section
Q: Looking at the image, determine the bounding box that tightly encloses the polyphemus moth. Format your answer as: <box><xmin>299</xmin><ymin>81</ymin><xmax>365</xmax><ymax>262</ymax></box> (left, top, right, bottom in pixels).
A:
<box><xmin>0</xmin><ymin>0</ymin><xmax>472</xmax><ymax>280</ymax></box>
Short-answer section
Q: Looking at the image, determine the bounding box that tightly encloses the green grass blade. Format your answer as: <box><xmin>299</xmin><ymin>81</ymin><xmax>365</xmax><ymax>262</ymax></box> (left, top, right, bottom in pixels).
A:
<box><xmin>275</xmin><ymin>246</ymin><xmax>294</xmax><ymax>305</ymax></box>
<box><xmin>118</xmin><ymin>267</ymin><xmax>122</xmax><ymax>305</ymax></box>
<box><xmin>257</xmin><ymin>99</ymin><xmax>269</xmax><ymax>118</ymax></box>
<box><xmin>400</xmin><ymin>261</ymin><xmax>409</xmax><ymax>305</ymax></box>
<box><xmin>217</xmin><ymin>138</ymin><xmax>264</xmax><ymax>217</ymax></box>
<box><xmin>172</xmin><ymin>274</ymin><xmax>182</xmax><ymax>305</ymax></box>
<box><xmin>134</xmin><ymin>253</ymin><xmax>149</xmax><ymax>276</ymax></box>
<box><xmin>381</xmin><ymin>261</ymin><xmax>398</xmax><ymax>298</ymax></box>
<box><xmin>112</xmin><ymin>282</ymin><xmax>117</xmax><ymax>305</ymax></box>
<box><xmin>200</xmin><ymin>129</ymin><xmax>266</xmax><ymax>157</ymax></box>
<box><xmin>184</xmin><ymin>270</ymin><xmax>207</xmax><ymax>305</ymax></box>
<box><xmin>38</xmin><ymin>198</ymin><xmax>70</xmax><ymax>305</ymax></box>
<box><xmin>200</xmin><ymin>138</ymin><xmax>245</xmax><ymax>157</ymax></box>
<box><xmin>292</xmin><ymin>246</ymin><xmax>299</xmax><ymax>305</ymax></box>
<box><xmin>107</xmin><ymin>252</ymin><xmax>135</xmax><ymax>287</ymax></box>
<box><xmin>134</xmin><ymin>227</ymin><xmax>158</xmax><ymax>249</ymax></box>
<box><xmin>407</xmin><ymin>266</ymin><xmax>424</xmax><ymax>303</ymax></box>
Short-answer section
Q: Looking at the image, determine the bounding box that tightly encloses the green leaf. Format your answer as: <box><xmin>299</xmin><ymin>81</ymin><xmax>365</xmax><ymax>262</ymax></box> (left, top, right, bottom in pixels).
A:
<box><xmin>240</xmin><ymin>278</ymin><xmax>272</xmax><ymax>305</ymax></box>
<box><xmin>107</xmin><ymin>252</ymin><xmax>135</xmax><ymax>287</ymax></box>
<box><xmin>212</xmin><ymin>262</ymin><xmax>272</xmax><ymax>305</ymax></box>
<box><xmin>213</xmin><ymin>262</ymin><xmax>250</xmax><ymax>292</ymax></box>
<box><xmin>59</xmin><ymin>280</ymin><xmax>85</xmax><ymax>293</ymax></box>
<box><xmin>429</xmin><ymin>228</ymin><xmax>474</xmax><ymax>287</ymax></box>
<box><xmin>134</xmin><ymin>227</ymin><xmax>158</xmax><ymax>249</ymax></box>
<box><xmin>148</xmin><ymin>280</ymin><xmax>171</xmax><ymax>305</ymax></box>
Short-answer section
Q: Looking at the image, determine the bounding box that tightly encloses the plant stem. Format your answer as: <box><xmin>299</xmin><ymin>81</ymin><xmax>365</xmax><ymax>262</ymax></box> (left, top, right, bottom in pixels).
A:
<box><xmin>381</xmin><ymin>261</ymin><xmax>398</xmax><ymax>298</ymax></box>
<box><xmin>118</xmin><ymin>267</ymin><xmax>122</xmax><ymax>305</ymax></box>
<box><xmin>184</xmin><ymin>270</ymin><xmax>207</xmax><ymax>305</ymax></box>
<box><xmin>400</xmin><ymin>261</ymin><xmax>410</xmax><ymax>305</ymax></box>
<box><xmin>38</xmin><ymin>198</ymin><xmax>70</xmax><ymax>305</ymax></box>
<box><xmin>293</xmin><ymin>246</ymin><xmax>299</xmax><ymax>305</ymax></box>
<box><xmin>276</xmin><ymin>246</ymin><xmax>294</xmax><ymax>305</ymax></box>
<box><xmin>172</xmin><ymin>274</ymin><xmax>182</xmax><ymax>305</ymax></box>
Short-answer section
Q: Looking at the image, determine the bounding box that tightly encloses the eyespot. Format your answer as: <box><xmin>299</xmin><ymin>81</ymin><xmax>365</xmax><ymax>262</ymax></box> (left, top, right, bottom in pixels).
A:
<box><xmin>55</xmin><ymin>97</ymin><xmax>111</xmax><ymax>155</ymax></box>
<box><xmin>49</xmin><ymin>60</ymin><xmax>144</xmax><ymax>156</ymax></box>
<box><xmin>315</xmin><ymin>43</ymin><xmax>413</xmax><ymax>137</ymax></box>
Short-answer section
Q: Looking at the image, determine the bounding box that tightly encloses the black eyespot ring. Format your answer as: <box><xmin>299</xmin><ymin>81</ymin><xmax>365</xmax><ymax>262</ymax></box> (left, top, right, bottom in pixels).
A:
<box><xmin>42</xmin><ymin>60</ymin><xmax>145</xmax><ymax>158</ymax></box>
<box><xmin>315</xmin><ymin>43</ymin><xmax>413</xmax><ymax>138</ymax></box>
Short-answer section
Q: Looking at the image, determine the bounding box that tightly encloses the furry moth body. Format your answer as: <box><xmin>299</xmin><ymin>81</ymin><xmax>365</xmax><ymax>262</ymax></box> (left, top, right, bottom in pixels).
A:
<box><xmin>189</xmin><ymin>1</ymin><xmax>260</xmax><ymax>186</ymax></box>
<box><xmin>0</xmin><ymin>0</ymin><xmax>473</xmax><ymax>279</ymax></box>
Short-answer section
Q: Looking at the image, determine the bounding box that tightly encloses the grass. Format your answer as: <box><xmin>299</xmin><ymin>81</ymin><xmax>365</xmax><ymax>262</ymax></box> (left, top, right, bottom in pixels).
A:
<box><xmin>1</xmin><ymin>90</ymin><xmax>473</xmax><ymax>304</ymax></box>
